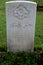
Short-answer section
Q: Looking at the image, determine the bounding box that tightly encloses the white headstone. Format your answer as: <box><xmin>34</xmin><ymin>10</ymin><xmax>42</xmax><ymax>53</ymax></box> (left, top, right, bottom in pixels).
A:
<box><xmin>6</xmin><ymin>1</ymin><xmax>37</xmax><ymax>52</ymax></box>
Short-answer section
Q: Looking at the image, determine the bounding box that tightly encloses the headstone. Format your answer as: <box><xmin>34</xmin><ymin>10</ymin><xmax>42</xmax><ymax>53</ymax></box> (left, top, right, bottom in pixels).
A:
<box><xmin>6</xmin><ymin>1</ymin><xmax>37</xmax><ymax>52</ymax></box>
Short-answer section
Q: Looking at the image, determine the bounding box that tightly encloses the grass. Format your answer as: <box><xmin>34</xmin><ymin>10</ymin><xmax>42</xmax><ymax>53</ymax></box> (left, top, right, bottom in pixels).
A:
<box><xmin>32</xmin><ymin>0</ymin><xmax>43</xmax><ymax>6</ymax></box>
<box><xmin>0</xmin><ymin>51</ymin><xmax>43</xmax><ymax>65</ymax></box>
<box><xmin>35</xmin><ymin>12</ymin><xmax>43</xmax><ymax>46</ymax></box>
<box><xmin>0</xmin><ymin>1</ymin><xmax>43</xmax><ymax>65</ymax></box>
<box><xmin>0</xmin><ymin>0</ymin><xmax>12</xmax><ymax>47</ymax></box>
<box><xmin>0</xmin><ymin>51</ymin><xmax>41</xmax><ymax>65</ymax></box>
<box><xmin>0</xmin><ymin>0</ymin><xmax>43</xmax><ymax>49</ymax></box>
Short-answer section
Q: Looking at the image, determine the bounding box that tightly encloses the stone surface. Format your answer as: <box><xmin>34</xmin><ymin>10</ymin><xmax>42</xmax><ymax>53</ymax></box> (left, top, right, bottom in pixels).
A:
<box><xmin>6</xmin><ymin>1</ymin><xmax>37</xmax><ymax>52</ymax></box>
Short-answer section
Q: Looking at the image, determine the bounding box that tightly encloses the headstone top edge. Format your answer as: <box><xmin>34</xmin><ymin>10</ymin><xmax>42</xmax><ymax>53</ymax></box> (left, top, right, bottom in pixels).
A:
<box><xmin>6</xmin><ymin>1</ymin><xmax>37</xmax><ymax>5</ymax></box>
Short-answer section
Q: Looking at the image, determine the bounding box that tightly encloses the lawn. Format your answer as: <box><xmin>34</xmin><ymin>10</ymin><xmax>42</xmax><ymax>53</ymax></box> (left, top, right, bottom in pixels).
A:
<box><xmin>35</xmin><ymin>12</ymin><xmax>43</xmax><ymax>46</ymax></box>
<box><xmin>32</xmin><ymin>0</ymin><xmax>43</xmax><ymax>6</ymax></box>
<box><xmin>0</xmin><ymin>0</ymin><xmax>43</xmax><ymax>65</ymax></box>
<box><xmin>0</xmin><ymin>0</ymin><xmax>43</xmax><ymax>49</ymax></box>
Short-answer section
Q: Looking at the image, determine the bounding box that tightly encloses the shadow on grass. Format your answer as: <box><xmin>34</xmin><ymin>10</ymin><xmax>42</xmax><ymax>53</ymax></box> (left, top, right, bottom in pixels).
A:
<box><xmin>0</xmin><ymin>47</ymin><xmax>7</xmax><ymax>52</ymax></box>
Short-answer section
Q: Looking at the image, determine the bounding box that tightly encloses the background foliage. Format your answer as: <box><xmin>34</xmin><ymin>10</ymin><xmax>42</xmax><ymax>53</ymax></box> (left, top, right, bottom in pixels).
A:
<box><xmin>0</xmin><ymin>0</ymin><xmax>43</xmax><ymax>50</ymax></box>
<box><xmin>31</xmin><ymin>0</ymin><xmax>43</xmax><ymax>6</ymax></box>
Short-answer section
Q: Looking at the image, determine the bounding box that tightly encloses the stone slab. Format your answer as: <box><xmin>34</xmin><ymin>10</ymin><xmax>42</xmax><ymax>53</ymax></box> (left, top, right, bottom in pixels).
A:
<box><xmin>6</xmin><ymin>1</ymin><xmax>37</xmax><ymax>52</ymax></box>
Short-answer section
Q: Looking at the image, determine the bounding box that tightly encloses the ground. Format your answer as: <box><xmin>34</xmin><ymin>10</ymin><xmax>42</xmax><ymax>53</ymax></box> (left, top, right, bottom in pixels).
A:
<box><xmin>0</xmin><ymin>0</ymin><xmax>43</xmax><ymax>65</ymax></box>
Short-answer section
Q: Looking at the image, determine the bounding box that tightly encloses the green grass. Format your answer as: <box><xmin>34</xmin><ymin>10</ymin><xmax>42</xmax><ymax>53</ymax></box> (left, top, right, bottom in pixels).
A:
<box><xmin>32</xmin><ymin>0</ymin><xmax>43</xmax><ymax>6</ymax></box>
<box><xmin>0</xmin><ymin>51</ymin><xmax>39</xmax><ymax>65</ymax></box>
<box><xmin>0</xmin><ymin>0</ymin><xmax>43</xmax><ymax>48</ymax></box>
<box><xmin>0</xmin><ymin>0</ymin><xmax>12</xmax><ymax>47</ymax></box>
<box><xmin>35</xmin><ymin>12</ymin><xmax>43</xmax><ymax>46</ymax></box>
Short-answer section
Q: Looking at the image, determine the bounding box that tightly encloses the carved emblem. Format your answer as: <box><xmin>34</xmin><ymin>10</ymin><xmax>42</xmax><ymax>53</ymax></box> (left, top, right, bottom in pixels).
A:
<box><xmin>13</xmin><ymin>4</ymin><xmax>30</xmax><ymax>19</ymax></box>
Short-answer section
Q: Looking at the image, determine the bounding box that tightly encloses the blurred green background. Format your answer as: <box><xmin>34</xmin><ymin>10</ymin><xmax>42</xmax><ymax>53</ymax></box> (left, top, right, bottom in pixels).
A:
<box><xmin>0</xmin><ymin>0</ymin><xmax>43</xmax><ymax>49</ymax></box>
<box><xmin>31</xmin><ymin>0</ymin><xmax>43</xmax><ymax>6</ymax></box>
